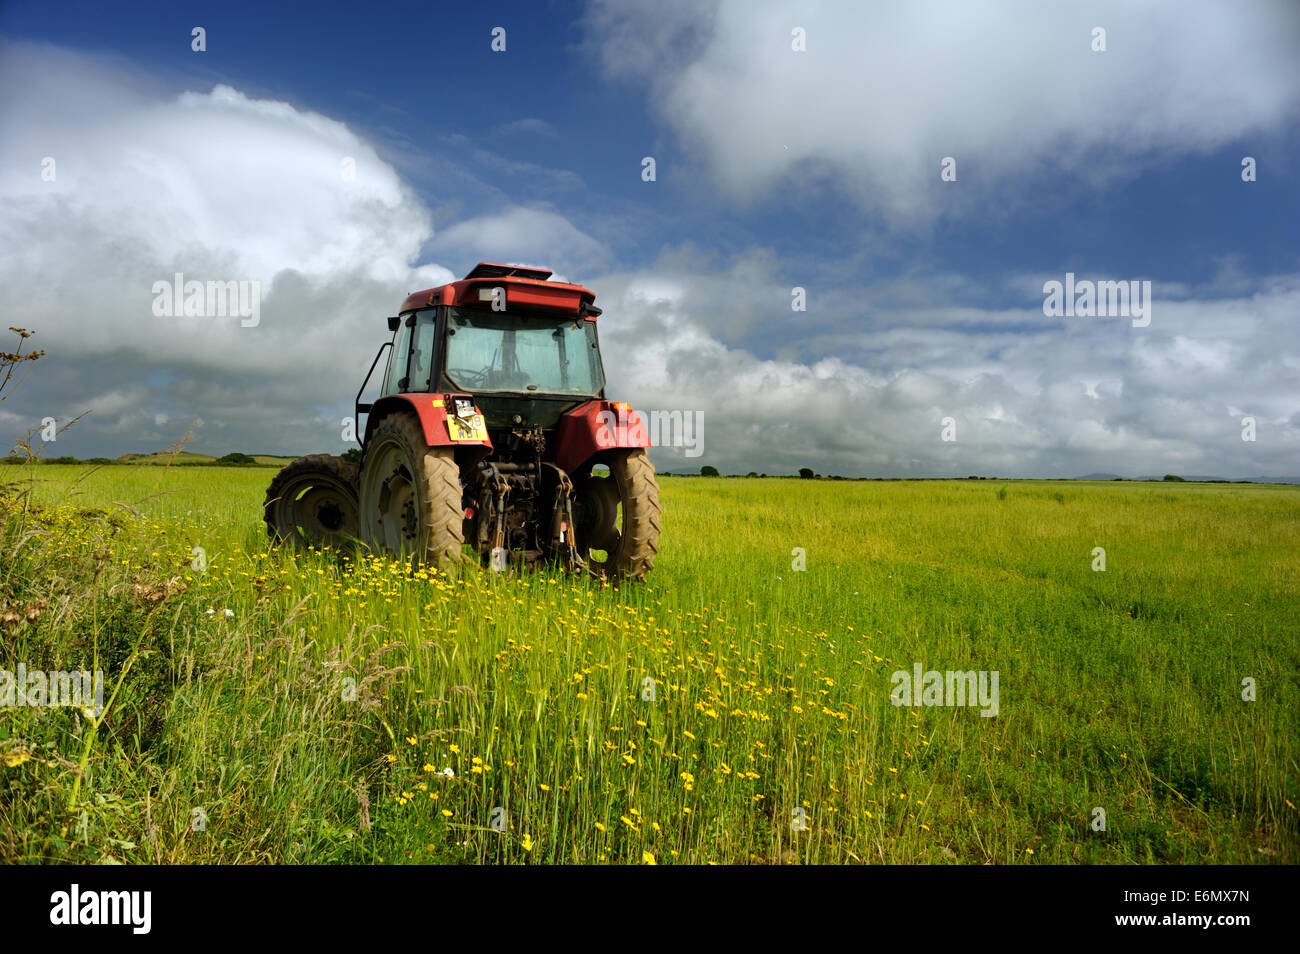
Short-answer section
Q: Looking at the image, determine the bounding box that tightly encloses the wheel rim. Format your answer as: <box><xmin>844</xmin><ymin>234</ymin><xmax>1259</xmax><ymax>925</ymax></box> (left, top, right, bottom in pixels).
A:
<box><xmin>576</xmin><ymin>470</ymin><xmax>622</xmax><ymax>564</ymax></box>
<box><xmin>360</xmin><ymin>439</ymin><xmax>421</xmax><ymax>556</ymax></box>
<box><xmin>271</xmin><ymin>475</ymin><xmax>358</xmax><ymax>548</ymax></box>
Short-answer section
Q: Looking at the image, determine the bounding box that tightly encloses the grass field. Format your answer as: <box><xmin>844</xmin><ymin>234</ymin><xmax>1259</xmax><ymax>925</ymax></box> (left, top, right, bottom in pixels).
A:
<box><xmin>1</xmin><ymin>463</ymin><xmax>1296</xmax><ymax>864</ymax></box>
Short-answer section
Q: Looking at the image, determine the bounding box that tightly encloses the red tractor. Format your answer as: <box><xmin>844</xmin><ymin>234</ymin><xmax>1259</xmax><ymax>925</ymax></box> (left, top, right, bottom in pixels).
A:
<box><xmin>263</xmin><ymin>263</ymin><xmax>661</xmax><ymax>579</ymax></box>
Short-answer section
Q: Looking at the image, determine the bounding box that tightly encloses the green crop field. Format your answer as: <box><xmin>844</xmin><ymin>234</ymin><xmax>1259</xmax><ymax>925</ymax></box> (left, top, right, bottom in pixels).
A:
<box><xmin>1</xmin><ymin>464</ymin><xmax>1296</xmax><ymax>864</ymax></box>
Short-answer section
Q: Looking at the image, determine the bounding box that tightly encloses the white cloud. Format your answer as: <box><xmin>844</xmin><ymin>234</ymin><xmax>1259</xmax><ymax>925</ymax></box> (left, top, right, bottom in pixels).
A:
<box><xmin>491</xmin><ymin>118</ymin><xmax>559</xmax><ymax>139</ymax></box>
<box><xmin>585</xmin><ymin>0</ymin><xmax>1300</xmax><ymax>224</ymax></box>
<box><xmin>591</xmin><ymin>256</ymin><xmax>1300</xmax><ymax>477</ymax></box>
<box><xmin>427</xmin><ymin>205</ymin><xmax>611</xmax><ymax>279</ymax></box>
<box><xmin>0</xmin><ymin>40</ymin><xmax>438</xmax><ymax>377</ymax></box>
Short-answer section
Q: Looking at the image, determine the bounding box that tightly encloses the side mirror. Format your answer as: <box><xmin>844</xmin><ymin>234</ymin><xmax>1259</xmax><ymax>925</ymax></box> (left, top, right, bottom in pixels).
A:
<box><xmin>386</xmin><ymin>315</ymin><xmax>400</xmax><ymax>332</ymax></box>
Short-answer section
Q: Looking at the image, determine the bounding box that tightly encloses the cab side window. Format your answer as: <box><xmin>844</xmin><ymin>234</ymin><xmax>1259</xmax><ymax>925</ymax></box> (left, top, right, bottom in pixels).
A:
<box><xmin>382</xmin><ymin>316</ymin><xmax>414</xmax><ymax>395</ymax></box>
<box><xmin>408</xmin><ymin>312</ymin><xmax>438</xmax><ymax>392</ymax></box>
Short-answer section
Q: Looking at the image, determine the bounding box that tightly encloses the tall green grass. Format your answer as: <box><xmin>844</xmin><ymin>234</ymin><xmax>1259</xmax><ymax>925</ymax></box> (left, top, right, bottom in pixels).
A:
<box><xmin>1</xmin><ymin>464</ymin><xmax>1296</xmax><ymax>863</ymax></box>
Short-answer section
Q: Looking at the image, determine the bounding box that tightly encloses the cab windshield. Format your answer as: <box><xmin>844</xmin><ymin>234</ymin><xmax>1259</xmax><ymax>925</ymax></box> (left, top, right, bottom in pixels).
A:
<box><xmin>444</xmin><ymin>307</ymin><xmax>604</xmax><ymax>395</ymax></box>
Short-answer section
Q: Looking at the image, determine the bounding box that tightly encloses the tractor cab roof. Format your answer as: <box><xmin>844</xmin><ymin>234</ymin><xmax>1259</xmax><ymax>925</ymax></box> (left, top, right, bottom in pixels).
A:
<box><xmin>399</xmin><ymin>262</ymin><xmax>601</xmax><ymax>318</ymax></box>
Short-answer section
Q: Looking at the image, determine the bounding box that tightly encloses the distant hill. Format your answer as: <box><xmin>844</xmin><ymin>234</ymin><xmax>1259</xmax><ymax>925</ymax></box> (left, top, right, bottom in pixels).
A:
<box><xmin>117</xmin><ymin>452</ymin><xmax>215</xmax><ymax>464</ymax></box>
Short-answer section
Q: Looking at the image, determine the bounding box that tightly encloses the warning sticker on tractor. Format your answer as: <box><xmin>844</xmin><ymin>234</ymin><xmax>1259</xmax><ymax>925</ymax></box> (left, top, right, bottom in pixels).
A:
<box><xmin>447</xmin><ymin>413</ymin><xmax>488</xmax><ymax>442</ymax></box>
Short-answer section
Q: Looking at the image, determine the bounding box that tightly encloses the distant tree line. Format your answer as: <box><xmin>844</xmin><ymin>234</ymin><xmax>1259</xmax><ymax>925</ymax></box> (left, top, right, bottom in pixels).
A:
<box><xmin>683</xmin><ymin>467</ymin><xmax>1218</xmax><ymax>482</ymax></box>
<box><xmin>2</xmin><ymin>455</ymin><xmax>115</xmax><ymax>465</ymax></box>
<box><xmin>3</xmin><ymin>451</ymin><xmax>275</xmax><ymax>466</ymax></box>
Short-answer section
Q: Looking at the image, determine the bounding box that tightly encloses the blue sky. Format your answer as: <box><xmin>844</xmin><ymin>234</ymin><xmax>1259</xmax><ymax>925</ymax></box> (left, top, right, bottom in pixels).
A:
<box><xmin>1</xmin><ymin>0</ymin><xmax>1297</xmax><ymax>476</ymax></box>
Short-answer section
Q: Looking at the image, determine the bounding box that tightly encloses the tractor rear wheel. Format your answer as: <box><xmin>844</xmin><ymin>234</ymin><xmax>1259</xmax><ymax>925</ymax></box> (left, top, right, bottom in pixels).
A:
<box><xmin>264</xmin><ymin>454</ymin><xmax>360</xmax><ymax>550</ymax></box>
<box><xmin>358</xmin><ymin>412</ymin><xmax>465</xmax><ymax>569</ymax></box>
<box><xmin>575</xmin><ymin>448</ymin><xmax>661</xmax><ymax>581</ymax></box>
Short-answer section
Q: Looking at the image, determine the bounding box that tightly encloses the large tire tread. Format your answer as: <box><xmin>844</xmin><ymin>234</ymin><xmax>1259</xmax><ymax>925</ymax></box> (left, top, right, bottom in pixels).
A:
<box><xmin>361</xmin><ymin>413</ymin><xmax>464</xmax><ymax>569</ymax></box>
<box><xmin>263</xmin><ymin>453</ymin><xmax>360</xmax><ymax>549</ymax></box>
<box><xmin>607</xmin><ymin>449</ymin><xmax>662</xmax><ymax>581</ymax></box>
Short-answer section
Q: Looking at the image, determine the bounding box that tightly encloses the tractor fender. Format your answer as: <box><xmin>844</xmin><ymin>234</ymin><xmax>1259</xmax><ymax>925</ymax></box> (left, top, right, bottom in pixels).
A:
<box><xmin>555</xmin><ymin>400</ymin><xmax>651</xmax><ymax>475</ymax></box>
<box><xmin>364</xmin><ymin>393</ymin><xmax>493</xmax><ymax>452</ymax></box>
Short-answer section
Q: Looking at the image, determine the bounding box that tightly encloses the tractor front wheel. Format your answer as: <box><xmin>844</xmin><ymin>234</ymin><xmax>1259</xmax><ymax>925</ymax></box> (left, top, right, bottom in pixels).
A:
<box><xmin>575</xmin><ymin>448</ymin><xmax>661</xmax><ymax>581</ymax></box>
<box><xmin>264</xmin><ymin>453</ymin><xmax>360</xmax><ymax>550</ymax></box>
<box><xmin>358</xmin><ymin>412</ymin><xmax>465</xmax><ymax>569</ymax></box>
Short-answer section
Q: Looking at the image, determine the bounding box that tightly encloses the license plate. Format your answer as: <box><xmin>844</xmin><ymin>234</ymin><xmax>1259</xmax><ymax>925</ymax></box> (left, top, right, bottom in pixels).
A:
<box><xmin>447</xmin><ymin>412</ymin><xmax>488</xmax><ymax>442</ymax></box>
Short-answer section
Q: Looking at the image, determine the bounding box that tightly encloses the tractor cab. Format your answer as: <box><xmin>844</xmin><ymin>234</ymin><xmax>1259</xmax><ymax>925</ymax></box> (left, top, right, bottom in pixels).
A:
<box><xmin>377</xmin><ymin>269</ymin><xmax>607</xmax><ymax>433</ymax></box>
